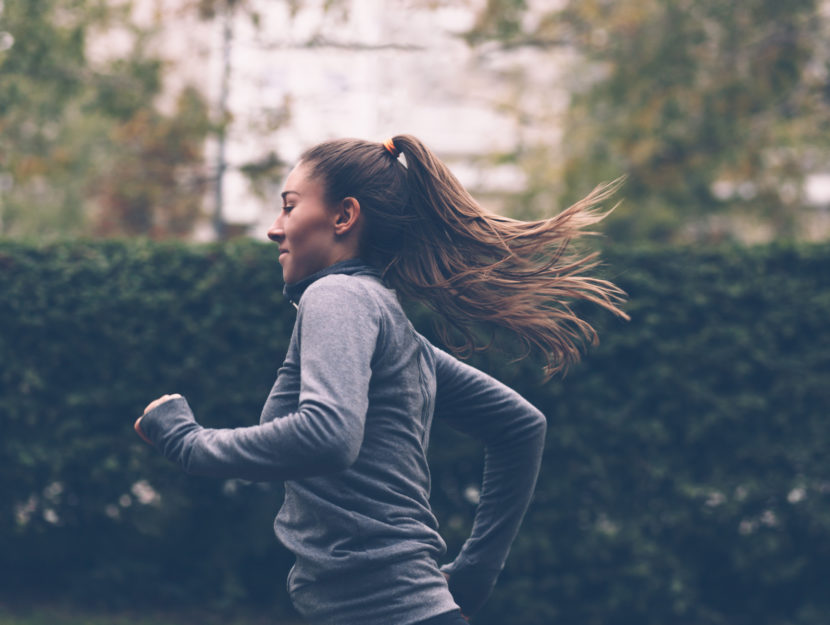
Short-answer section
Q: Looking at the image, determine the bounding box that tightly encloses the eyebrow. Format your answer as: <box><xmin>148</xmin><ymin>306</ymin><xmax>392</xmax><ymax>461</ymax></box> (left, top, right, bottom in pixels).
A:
<box><xmin>280</xmin><ymin>190</ymin><xmax>300</xmax><ymax>200</ymax></box>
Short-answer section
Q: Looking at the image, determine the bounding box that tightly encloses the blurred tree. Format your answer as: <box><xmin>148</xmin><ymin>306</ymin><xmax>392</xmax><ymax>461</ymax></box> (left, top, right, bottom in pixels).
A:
<box><xmin>92</xmin><ymin>87</ymin><xmax>211</xmax><ymax>237</ymax></box>
<box><xmin>0</xmin><ymin>0</ymin><xmax>212</xmax><ymax>238</ymax></box>
<box><xmin>466</xmin><ymin>0</ymin><xmax>830</xmax><ymax>242</ymax></box>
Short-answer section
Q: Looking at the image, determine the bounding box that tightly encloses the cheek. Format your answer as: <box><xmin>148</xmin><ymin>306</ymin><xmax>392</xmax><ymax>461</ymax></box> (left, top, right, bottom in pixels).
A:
<box><xmin>287</xmin><ymin>213</ymin><xmax>335</xmax><ymax>261</ymax></box>
<box><xmin>290</xmin><ymin>217</ymin><xmax>326</xmax><ymax>246</ymax></box>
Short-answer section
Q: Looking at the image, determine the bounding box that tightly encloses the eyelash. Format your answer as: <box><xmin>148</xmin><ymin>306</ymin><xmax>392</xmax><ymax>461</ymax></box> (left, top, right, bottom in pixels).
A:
<box><xmin>282</xmin><ymin>205</ymin><xmax>294</xmax><ymax>213</ymax></box>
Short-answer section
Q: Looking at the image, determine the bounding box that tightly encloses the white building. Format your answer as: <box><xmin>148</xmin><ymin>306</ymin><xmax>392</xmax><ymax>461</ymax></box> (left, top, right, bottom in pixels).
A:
<box><xmin>102</xmin><ymin>0</ymin><xmax>830</xmax><ymax>242</ymax></box>
<box><xmin>118</xmin><ymin>0</ymin><xmax>569</xmax><ymax>238</ymax></box>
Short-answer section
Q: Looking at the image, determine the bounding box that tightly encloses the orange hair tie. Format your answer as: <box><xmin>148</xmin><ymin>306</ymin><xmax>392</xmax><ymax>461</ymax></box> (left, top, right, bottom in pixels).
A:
<box><xmin>382</xmin><ymin>137</ymin><xmax>400</xmax><ymax>158</ymax></box>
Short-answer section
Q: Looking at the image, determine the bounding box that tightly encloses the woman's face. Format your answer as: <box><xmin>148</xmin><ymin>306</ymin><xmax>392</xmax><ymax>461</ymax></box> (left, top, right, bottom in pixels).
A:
<box><xmin>267</xmin><ymin>162</ymin><xmax>340</xmax><ymax>284</ymax></box>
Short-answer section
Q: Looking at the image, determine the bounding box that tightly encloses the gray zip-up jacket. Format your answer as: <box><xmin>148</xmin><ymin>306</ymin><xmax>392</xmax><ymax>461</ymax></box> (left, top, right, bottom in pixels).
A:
<box><xmin>140</xmin><ymin>259</ymin><xmax>547</xmax><ymax>625</ymax></box>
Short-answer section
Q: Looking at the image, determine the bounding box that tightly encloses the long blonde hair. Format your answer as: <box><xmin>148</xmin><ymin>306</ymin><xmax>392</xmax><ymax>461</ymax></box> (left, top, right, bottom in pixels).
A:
<box><xmin>301</xmin><ymin>134</ymin><xmax>629</xmax><ymax>376</ymax></box>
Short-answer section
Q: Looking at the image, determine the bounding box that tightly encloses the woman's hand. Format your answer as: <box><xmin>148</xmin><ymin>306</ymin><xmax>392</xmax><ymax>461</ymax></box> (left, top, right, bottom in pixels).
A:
<box><xmin>134</xmin><ymin>394</ymin><xmax>182</xmax><ymax>445</ymax></box>
<box><xmin>143</xmin><ymin>394</ymin><xmax>183</xmax><ymax>414</ymax></box>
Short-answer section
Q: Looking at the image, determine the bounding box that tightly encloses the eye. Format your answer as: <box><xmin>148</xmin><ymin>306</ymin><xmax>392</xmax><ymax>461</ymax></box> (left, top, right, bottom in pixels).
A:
<box><xmin>282</xmin><ymin>204</ymin><xmax>294</xmax><ymax>213</ymax></box>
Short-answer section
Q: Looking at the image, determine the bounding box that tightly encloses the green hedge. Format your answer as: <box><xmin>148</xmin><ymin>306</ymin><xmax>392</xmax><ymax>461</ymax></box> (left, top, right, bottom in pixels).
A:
<box><xmin>1</xmin><ymin>240</ymin><xmax>828</xmax><ymax>625</ymax></box>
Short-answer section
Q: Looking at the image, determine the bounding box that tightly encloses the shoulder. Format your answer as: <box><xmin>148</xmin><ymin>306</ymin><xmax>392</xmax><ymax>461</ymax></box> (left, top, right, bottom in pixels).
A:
<box><xmin>302</xmin><ymin>273</ymin><xmax>380</xmax><ymax>304</ymax></box>
<box><xmin>299</xmin><ymin>274</ymin><xmax>384</xmax><ymax>322</ymax></box>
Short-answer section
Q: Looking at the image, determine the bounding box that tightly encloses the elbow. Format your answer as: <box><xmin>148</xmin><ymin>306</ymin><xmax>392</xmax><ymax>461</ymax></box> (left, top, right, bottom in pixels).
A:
<box><xmin>523</xmin><ymin>406</ymin><xmax>548</xmax><ymax>453</ymax></box>
<box><xmin>320</xmin><ymin>436</ymin><xmax>361</xmax><ymax>472</ymax></box>
<box><xmin>532</xmin><ymin>407</ymin><xmax>548</xmax><ymax>438</ymax></box>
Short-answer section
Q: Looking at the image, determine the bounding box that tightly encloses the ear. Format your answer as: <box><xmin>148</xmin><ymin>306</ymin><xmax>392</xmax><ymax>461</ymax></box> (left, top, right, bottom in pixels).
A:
<box><xmin>333</xmin><ymin>196</ymin><xmax>362</xmax><ymax>237</ymax></box>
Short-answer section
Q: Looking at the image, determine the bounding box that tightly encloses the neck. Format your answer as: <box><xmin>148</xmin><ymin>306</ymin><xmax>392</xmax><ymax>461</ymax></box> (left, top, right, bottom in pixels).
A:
<box><xmin>283</xmin><ymin>258</ymin><xmax>379</xmax><ymax>306</ymax></box>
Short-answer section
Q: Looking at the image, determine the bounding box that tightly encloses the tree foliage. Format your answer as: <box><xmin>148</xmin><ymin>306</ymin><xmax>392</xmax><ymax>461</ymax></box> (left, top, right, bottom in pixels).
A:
<box><xmin>91</xmin><ymin>87</ymin><xmax>211</xmax><ymax>237</ymax></box>
<box><xmin>467</xmin><ymin>0</ymin><xmax>830</xmax><ymax>242</ymax></box>
<box><xmin>0</xmin><ymin>0</ymin><xmax>212</xmax><ymax>238</ymax></box>
<box><xmin>1</xmin><ymin>240</ymin><xmax>829</xmax><ymax>625</ymax></box>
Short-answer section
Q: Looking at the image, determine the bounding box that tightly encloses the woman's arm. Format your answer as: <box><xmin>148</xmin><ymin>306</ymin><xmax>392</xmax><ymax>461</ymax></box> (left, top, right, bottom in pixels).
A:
<box><xmin>136</xmin><ymin>278</ymin><xmax>379</xmax><ymax>481</ymax></box>
<box><xmin>432</xmin><ymin>347</ymin><xmax>547</xmax><ymax>616</ymax></box>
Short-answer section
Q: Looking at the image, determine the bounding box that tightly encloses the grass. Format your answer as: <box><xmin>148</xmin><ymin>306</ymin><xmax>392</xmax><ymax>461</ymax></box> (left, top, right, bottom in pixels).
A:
<box><xmin>0</xmin><ymin>603</ymin><xmax>305</xmax><ymax>625</ymax></box>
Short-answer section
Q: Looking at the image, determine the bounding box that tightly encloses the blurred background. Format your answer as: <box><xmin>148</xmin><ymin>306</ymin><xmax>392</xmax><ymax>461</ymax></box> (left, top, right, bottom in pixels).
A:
<box><xmin>2</xmin><ymin>2</ymin><xmax>830</xmax><ymax>625</ymax></box>
<box><xmin>2</xmin><ymin>0</ymin><xmax>829</xmax><ymax>245</ymax></box>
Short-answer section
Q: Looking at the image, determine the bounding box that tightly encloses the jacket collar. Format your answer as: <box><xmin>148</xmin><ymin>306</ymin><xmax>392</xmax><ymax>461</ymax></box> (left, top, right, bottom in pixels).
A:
<box><xmin>283</xmin><ymin>258</ymin><xmax>381</xmax><ymax>306</ymax></box>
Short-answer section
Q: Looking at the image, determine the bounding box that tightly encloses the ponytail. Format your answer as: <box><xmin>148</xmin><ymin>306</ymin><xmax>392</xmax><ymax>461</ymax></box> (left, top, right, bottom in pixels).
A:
<box><xmin>300</xmin><ymin>134</ymin><xmax>628</xmax><ymax>376</ymax></box>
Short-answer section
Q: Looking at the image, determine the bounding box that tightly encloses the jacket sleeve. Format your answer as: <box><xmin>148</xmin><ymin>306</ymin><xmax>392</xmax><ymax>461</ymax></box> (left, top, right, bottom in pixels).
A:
<box><xmin>139</xmin><ymin>278</ymin><xmax>379</xmax><ymax>481</ymax></box>
<box><xmin>432</xmin><ymin>347</ymin><xmax>547</xmax><ymax>616</ymax></box>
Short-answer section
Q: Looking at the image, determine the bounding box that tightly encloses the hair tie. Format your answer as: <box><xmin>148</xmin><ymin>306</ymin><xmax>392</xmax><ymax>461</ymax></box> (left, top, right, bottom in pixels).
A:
<box><xmin>382</xmin><ymin>138</ymin><xmax>400</xmax><ymax>158</ymax></box>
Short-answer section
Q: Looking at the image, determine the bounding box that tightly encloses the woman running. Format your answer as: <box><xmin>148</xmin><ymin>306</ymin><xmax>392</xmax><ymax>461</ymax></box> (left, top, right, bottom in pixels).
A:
<box><xmin>135</xmin><ymin>135</ymin><xmax>627</xmax><ymax>625</ymax></box>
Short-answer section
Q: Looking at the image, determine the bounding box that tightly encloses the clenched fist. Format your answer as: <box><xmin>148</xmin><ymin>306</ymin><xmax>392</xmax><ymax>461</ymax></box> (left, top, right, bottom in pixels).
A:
<box><xmin>134</xmin><ymin>393</ymin><xmax>182</xmax><ymax>445</ymax></box>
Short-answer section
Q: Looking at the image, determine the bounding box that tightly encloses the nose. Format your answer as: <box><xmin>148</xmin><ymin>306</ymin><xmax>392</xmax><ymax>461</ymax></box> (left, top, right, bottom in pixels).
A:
<box><xmin>267</xmin><ymin>215</ymin><xmax>283</xmax><ymax>243</ymax></box>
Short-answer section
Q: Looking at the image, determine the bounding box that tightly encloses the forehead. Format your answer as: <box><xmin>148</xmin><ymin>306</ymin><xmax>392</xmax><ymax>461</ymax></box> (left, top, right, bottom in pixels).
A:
<box><xmin>283</xmin><ymin>161</ymin><xmax>319</xmax><ymax>194</ymax></box>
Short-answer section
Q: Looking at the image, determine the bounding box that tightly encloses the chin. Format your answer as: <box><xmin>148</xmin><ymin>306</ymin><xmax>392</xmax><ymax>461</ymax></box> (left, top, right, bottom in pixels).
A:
<box><xmin>279</xmin><ymin>262</ymin><xmax>294</xmax><ymax>284</ymax></box>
